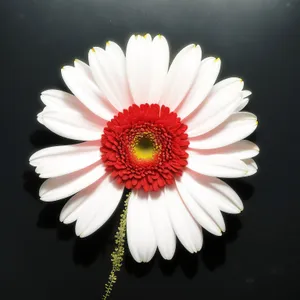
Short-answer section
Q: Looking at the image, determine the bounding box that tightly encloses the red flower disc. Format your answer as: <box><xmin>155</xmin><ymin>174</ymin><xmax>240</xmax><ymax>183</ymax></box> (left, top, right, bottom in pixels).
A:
<box><xmin>101</xmin><ymin>104</ymin><xmax>189</xmax><ymax>191</ymax></box>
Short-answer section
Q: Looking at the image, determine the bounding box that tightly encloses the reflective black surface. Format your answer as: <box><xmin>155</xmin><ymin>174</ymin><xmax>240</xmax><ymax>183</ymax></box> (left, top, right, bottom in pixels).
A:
<box><xmin>1</xmin><ymin>0</ymin><xmax>300</xmax><ymax>299</ymax></box>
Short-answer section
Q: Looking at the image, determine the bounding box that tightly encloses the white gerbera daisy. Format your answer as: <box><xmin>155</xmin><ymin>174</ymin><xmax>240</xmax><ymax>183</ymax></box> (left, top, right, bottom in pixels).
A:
<box><xmin>30</xmin><ymin>34</ymin><xmax>258</xmax><ymax>263</ymax></box>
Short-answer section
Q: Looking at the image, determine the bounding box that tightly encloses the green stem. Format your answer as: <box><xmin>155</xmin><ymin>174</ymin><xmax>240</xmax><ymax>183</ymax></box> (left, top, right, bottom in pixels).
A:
<box><xmin>102</xmin><ymin>191</ymin><xmax>131</xmax><ymax>300</ymax></box>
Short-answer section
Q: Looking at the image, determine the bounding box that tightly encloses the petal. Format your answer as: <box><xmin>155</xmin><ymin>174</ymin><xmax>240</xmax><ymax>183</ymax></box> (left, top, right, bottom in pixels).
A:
<box><xmin>74</xmin><ymin>175</ymin><xmax>123</xmax><ymax>237</ymax></box>
<box><xmin>40</xmin><ymin>90</ymin><xmax>106</xmax><ymax>125</ymax></box>
<box><xmin>105</xmin><ymin>41</ymin><xmax>133</xmax><ymax>108</ymax></box>
<box><xmin>126</xmin><ymin>34</ymin><xmax>153</xmax><ymax>105</ymax></box>
<box><xmin>178</xmin><ymin>172</ymin><xmax>226</xmax><ymax>230</ymax></box>
<box><xmin>176</xmin><ymin>57</ymin><xmax>221</xmax><ymax>119</ymax></box>
<box><xmin>164</xmin><ymin>186</ymin><xmax>203</xmax><ymax>253</ymax></box>
<box><xmin>235</xmin><ymin>90</ymin><xmax>251</xmax><ymax>112</ymax></box>
<box><xmin>212</xmin><ymin>77</ymin><xmax>242</xmax><ymax>92</ymax></box>
<box><xmin>148</xmin><ymin>35</ymin><xmax>170</xmax><ymax>104</ymax></box>
<box><xmin>160</xmin><ymin>44</ymin><xmax>202</xmax><ymax>111</ymax></box>
<box><xmin>187</xmin><ymin>152</ymin><xmax>248</xmax><ymax>178</ymax></box>
<box><xmin>181</xmin><ymin>169</ymin><xmax>243</xmax><ymax>213</ymax></box>
<box><xmin>74</xmin><ymin>59</ymin><xmax>94</xmax><ymax>82</ymax></box>
<box><xmin>175</xmin><ymin>179</ymin><xmax>223</xmax><ymax>235</ymax></box>
<box><xmin>39</xmin><ymin>109</ymin><xmax>103</xmax><ymax>141</ymax></box>
<box><xmin>39</xmin><ymin>161</ymin><xmax>106</xmax><ymax>202</ymax></box>
<box><xmin>188</xmin><ymin>112</ymin><xmax>258</xmax><ymax>149</ymax></box>
<box><xmin>40</xmin><ymin>90</ymin><xmax>81</xmax><ymax>111</ymax></box>
<box><xmin>186</xmin><ymin>78</ymin><xmax>244</xmax><ymax>136</ymax></box>
<box><xmin>188</xmin><ymin>140</ymin><xmax>260</xmax><ymax>159</ymax></box>
<box><xmin>60</xmin><ymin>183</ymin><xmax>95</xmax><ymax>225</ymax></box>
<box><xmin>148</xmin><ymin>191</ymin><xmax>176</xmax><ymax>260</ymax></box>
<box><xmin>88</xmin><ymin>46</ymin><xmax>131</xmax><ymax>111</ymax></box>
<box><xmin>243</xmin><ymin>158</ymin><xmax>258</xmax><ymax>177</ymax></box>
<box><xmin>236</xmin><ymin>98</ymin><xmax>249</xmax><ymax>112</ymax></box>
<box><xmin>29</xmin><ymin>141</ymin><xmax>101</xmax><ymax>178</ymax></box>
<box><xmin>127</xmin><ymin>190</ymin><xmax>157</xmax><ymax>263</ymax></box>
<box><xmin>242</xmin><ymin>90</ymin><xmax>252</xmax><ymax>98</ymax></box>
<box><xmin>105</xmin><ymin>41</ymin><xmax>125</xmax><ymax>71</ymax></box>
<box><xmin>61</xmin><ymin>66</ymin><xmax>116</xmax><ymax>120</ymax></box>
<box><xmin>126</xmin><ymin>34</ymin><xmax>169</xmax><ymax>105</ymax></box>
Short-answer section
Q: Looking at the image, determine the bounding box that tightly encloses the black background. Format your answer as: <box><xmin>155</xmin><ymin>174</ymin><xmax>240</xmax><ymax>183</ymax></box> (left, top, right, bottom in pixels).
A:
<box><xmin>1</xmin><ymin>0</ymin><xmax>300</xmax><ymax>299</ymax></box>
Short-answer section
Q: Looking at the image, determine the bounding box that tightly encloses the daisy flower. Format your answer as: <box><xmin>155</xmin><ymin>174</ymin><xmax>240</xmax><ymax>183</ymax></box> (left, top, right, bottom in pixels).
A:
<box><xmin>30</xmin><ymin>34</ymin><xmax>258</xmax><ymax>263</ymax></box>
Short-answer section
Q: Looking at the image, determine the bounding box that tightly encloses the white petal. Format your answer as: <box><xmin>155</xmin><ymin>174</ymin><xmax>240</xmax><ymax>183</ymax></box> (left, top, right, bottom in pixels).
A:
<box><xmin>88</xmin><ymin>47</ymin><xmax>131</xmax><ymax>111</ymax></box>
<box><xmin>74</xmin><ymin>59</ymin><xmax>94</xmax><ymax>82</ymax></box>
<box><xmin>105</xmin><ymin>41</ymin><xmax>125</xmax><ymax>70</ymax></box>
<box><xmin>177</xmin><ymin>57</ymin><xmax>221</xmax><ymax>119</ymax></box>
<box><xmin>243</xmin><ymin>158</ymin><xmax>258</xmax><ymax>177</ymax></box>
<box><xmin>39</xmin><ymin>109</ymin><xmax>103</xmax><ymax>141</ymax></box>
<box><xmin>187</xmin><ymin>153</ymin><xmax>248</xmax><ymax>178</ymax></box>
<box><xmin>164</xmin><ymin>186</ymin><xmax>203</xmax><ymax>253</ymax></box>
<box><xmin>61</xmin><ymin>66</ymin><xmax>116</xmax><ymax>120</ymax></box>
<box><xmin>126</xmin><ymin>34</ymin><xmax>169</xmax><ymax>105</ymax></box>
<box><xmin>41</xmin><ymin>90</ymin><xmax>80</xmax><ymax>111</ymax></box>
<box><xmin>40</xmin><ymin>90</ymin><xmax>106</xmax><ymax>125</ymax></box>
<box><xmin>74</xmin><ymin>175</ymin><xmax>123</xmax><ymax>237</ymax></box>
<box><xmin>148</xmin><ymin>191</ymin><xmax>176</xmax><ymax>260</ymax></box>
<box><xmin>188</xmin><ymin>140</ymin><xmax>260</xmax><ymax>160</ymax></box>
<box><xmin>181</xmin><ymin>169</ymin><xmax>243</xmax><ymax>213</ymax></box>
<box><xmin>187</xmin><ymin>79</ymin><xmax>244</xmax><ymax>136</ymax></box>
<box><xmin>126</xmin><ymin>34</ymin><xmax>153</xmax><ymax>105</ymax></box>
<box><xmin>30</xmin><ymin>141</ymin><xmax>101</xmax><ymax>178</ymax></box>
<box><xmin>176</xmin><ymin>179</ymin><xmax>223</xmax><ymax>235</ymax></box>
<box><xmin>178</xmin><ymin>172</ymin><xmax>226</xmax><ymax>230</ymax></box>
<box><xmin>236</xmin><ymin>98</ymin><xmax>249</xmax><ymax>112</ymax></box>
<box><xmin>160</xmin><ymin>44</ymin><xmax>202</xmax><ymax>111</ymax></box>
<box><xmin>105</xmin><ymin>41</ymin><xmax>133</xmax><ymax>108</ymax></box>
<box><xmin>148</xmin><ymin>35</ymin><xmax>170</xmax><ymax>104</ymax></box>
<box><xmin>127</xmin><ymin>189</ymin><xmax>157</xmax><ymax>263</ymax></box>
<box><xmin>188</xmin><ymin>112</ymin><xmax>258</xmax><ymax>149</ymax></box>
<box><xmin>212</xmin><ymin>77</ymin><xmax>243</xmax><ymax>92</ymax></box>
<box><xmin>242</xmin><ymin>90</ymin><xmax>252</xmax><ymax>98</ymax></box>
<box><xmin>60</xmin><ymin>182</ymin><xmax>98</xmax><ymax>224</ymax></box>
<box><xmin>39</xmin><ymin>161</ymin><xmax>106</xmax><ymax>202</ymax></box>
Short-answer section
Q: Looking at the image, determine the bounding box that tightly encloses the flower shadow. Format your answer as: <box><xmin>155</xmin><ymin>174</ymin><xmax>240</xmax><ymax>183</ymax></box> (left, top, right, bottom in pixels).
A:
<box><xmin>34</xmin><ymin>192</ymin><xmax>125</xmax><ymax>267</ymax></box>
<box><xmin>30</xmin><ymin>129</ymin><xmax>74</xmax><ymax>148</ymax></box>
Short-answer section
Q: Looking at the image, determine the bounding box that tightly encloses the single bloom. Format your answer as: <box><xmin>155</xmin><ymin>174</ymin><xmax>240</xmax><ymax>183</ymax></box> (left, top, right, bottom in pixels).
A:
<box><xmin>30</xmin><ymin>34</ymin><xmax>259</xmax><ymax>263</ymax></box>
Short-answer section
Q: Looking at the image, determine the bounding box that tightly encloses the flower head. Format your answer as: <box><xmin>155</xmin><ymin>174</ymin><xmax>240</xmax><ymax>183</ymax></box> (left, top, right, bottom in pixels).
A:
<box><xmin>30</xmin><ymin>34</ymin><xmax>258</xmax><ymax>262</ymax></box>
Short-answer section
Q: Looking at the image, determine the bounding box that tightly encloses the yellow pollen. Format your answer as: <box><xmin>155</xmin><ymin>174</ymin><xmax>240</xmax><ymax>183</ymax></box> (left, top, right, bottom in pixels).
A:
<box><xmin>91</xmin><ymin>47</ymin><xmax>96</xmax><ymax>53</ymax></box>
<box><xmin>132</xmin><ymin>134</ymin><xmax>158</xmax><ymax>161</ymax></box>
<box><xmin>215</xmin><ymin>57</ymin><xmax>220</xmax><ymax>62</ymax></box>
<box><xmin>106</xmin><ymin>41</ymin><xmax>111</xmax><ymax>46</ymax></box>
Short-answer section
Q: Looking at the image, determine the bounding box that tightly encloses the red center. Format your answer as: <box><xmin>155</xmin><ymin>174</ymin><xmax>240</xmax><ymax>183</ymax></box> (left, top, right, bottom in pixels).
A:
<box><xmin>100</xmin><ymin>104</ymin><xmax>189</xmax><ymax>192</ymax></box>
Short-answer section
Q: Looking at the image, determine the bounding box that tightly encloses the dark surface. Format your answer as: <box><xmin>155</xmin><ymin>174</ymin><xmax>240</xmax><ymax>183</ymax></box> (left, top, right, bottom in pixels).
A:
<box><xmin>1</xmin><ymin>0</ymin><xmax>300</xmax><ymax>299</ymax></box>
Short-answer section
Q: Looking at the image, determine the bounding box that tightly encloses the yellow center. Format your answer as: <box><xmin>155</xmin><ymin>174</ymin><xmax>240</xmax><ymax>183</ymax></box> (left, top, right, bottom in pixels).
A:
<box><xmin>132</xmin><ymin>132</ymin><xmax>159</xmax><ymax>161</ymax></box>
<box><xmin>133</xmin><ymin>135</ymin><xmax>155</xmax><ymax>161</ymax></box>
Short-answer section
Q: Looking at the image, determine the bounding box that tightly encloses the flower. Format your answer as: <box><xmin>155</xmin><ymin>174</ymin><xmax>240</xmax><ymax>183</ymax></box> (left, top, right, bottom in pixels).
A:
<box><xmin>30</xmin><ymin>34</ymin><xmax>259</xmax><ymax>263</ymax></box>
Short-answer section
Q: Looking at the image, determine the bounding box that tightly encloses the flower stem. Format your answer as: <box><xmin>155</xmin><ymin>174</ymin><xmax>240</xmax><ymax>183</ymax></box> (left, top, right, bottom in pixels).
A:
<box><xmin>102</xmin><ymin>191</ymin><xmax>130</xmax><ymax>299</ymax></box>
